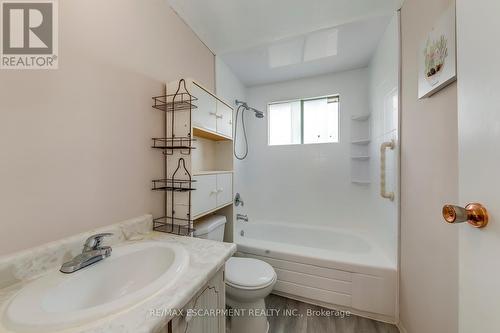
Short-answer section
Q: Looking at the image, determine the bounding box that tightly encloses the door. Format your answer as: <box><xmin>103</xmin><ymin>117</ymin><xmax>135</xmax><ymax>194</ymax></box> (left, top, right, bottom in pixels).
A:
<box><xmin>192</xmin><ymin>175</ymin><xmax>217</xmax><ymax>217</ymax></box>
<box><xmin>171</xmin><ymin>269</ymin><xmax>225</xmax><ymax>333</ymax></box>
<box><xmin>191</xmin><ymin>82</ymin><xmax>217</xmax><ymax>132</ymax></box>
<box><xmin>457</xmin><ymin>1</ymin><xmax>500</xmax><ymax>331</ymax></box>
<box><xmin>216</xmin><ymin>173</ymin><xmax>233</xmax><ymax>207</ymax></box>
<box><xmin>173</xmin><ymin>286</ymin><xmax>220</xmax><ymax>333</ymax></box>
<box><xmin>216</xmin><ymin>100</ymin><xmax>233</xmax><ymax>138</ymax></box>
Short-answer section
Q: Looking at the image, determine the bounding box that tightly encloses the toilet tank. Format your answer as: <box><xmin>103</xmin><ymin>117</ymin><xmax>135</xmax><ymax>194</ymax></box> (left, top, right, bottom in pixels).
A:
<box><xmin>193</xmin><ymin>215</ymin><xmax>227</xmax><ymax>241</ymax></box>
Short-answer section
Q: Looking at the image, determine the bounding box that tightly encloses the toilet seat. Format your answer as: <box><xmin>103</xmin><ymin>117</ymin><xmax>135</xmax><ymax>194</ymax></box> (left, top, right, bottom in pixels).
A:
<box><xmin>225</xmin><ymin>257</ymin><xmax>276</xmax><ymax>290</ymax></box>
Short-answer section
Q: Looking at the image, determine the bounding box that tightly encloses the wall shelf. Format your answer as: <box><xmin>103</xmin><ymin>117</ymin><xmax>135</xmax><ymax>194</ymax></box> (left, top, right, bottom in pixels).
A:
<box><xmin>350</xmin><ymin>112</ymin><xmax>371</xmax><ymax>185</ymax></box>
<box><xmin>193</xmin><ymin>202</ymin><xmax>233</xmax><ymax>221</ymax></box>
<box><xmin>152</xmin><ymin>93</ymin><xmax>198</xmax><ymax>112</ymax></box>
<box><xmin>152</xmin><ymin>178</ymin><xmax>196</xmax><ymax>192</ymax></box>
<box><xmin>351</xmin><ymin>114</ymin><xmax>371</xmax><ymax>121</ymax></box>
<box><xmin>193</xmin><ymin>170</ymin><xmax>233</xmax><ymax>176</ymax></box>
<box><xmin>351</xmin><ymin>139</ymin><xmax>371</xmax><ymax>145</ymax></box>
<box><xmin>151</xmin><ymin>137</ymin><xmax>196</xmax><ymax>148</ymax></box>
<box><xmin>351</xmin><ymin>180</ymin><xmax>371</xmax><ymax>185</ymax></box>
<box><xmin>153</xmin><ymin>78</ymin><xmax>234</xmax><ymax>239</ymax></box>
<box><xmin>151</xmin><ymin>79</ymin><xmax>196</xmax><ymax>236</ymax></box>
<box><xmin>193</xmin><ymin>126</ymin><xmax>232</xmax><ymax>141</ymax></box>
<box><xmin>153</xmin><ymin>217</ymin><xmax>193</xmax><ymax>236</ymax></box>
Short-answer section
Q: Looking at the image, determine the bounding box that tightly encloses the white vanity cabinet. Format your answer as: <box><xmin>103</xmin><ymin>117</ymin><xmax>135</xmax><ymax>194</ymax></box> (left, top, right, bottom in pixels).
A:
<box><xmin>192</xmin><ymin>173</ymin><xmax>233</xmax><ymax>218</ymax></box>
<box><xmin>170</xmin><ymin>269</ymin><xmax>225</xmax><ymax>333</ymax></box>
<box><xmin>189</xmin><ymin>81</ymin><xmax>233</xmax><ymax>140</ymax></box>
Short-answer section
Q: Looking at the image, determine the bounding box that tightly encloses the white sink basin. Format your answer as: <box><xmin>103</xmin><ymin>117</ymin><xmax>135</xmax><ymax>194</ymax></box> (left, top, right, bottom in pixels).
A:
<box><xmin>2</xmin><ymin>241</ymin><xmax>189</xmax><ymax>333</ymax></box>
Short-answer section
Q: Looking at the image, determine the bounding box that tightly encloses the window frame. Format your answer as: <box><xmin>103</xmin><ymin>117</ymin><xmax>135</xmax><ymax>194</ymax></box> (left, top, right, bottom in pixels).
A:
<box><xmin>267</xmin><ymin>94</ymin><xmax>340</xmax><ymax>146</ymax></box>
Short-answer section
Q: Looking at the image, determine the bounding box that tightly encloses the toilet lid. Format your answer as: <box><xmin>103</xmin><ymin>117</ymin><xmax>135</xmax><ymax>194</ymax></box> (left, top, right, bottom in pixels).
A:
<box><xmin>225</xmin><ymin>257</ymin><xmax>276</xmax><ymax>288</ymax></box>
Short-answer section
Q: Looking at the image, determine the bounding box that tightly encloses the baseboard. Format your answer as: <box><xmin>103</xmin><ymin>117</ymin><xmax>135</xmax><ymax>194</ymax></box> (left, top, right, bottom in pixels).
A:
<box><xmin>396</xmin><ymin>322</ymin><xmax>408</xmax><ymax>333</ymax></box>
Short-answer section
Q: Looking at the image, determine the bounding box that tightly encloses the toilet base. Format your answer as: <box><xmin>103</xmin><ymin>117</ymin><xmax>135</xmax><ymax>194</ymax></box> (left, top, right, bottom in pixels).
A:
<box><xmin>227</xmin><ymin>298</ymin><xmax>269</xmax><ymax>333</ymax></box>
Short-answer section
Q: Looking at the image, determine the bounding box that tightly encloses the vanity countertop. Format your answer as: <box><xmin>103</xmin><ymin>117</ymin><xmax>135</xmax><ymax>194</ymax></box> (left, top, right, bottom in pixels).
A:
<box><xmin>0</xmin><ymin>215</ymin><xmax>236</xmax><ymax>333</ymax></box>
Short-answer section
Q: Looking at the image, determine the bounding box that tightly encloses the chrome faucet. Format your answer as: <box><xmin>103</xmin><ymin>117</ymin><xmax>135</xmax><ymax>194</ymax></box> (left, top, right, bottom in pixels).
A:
<box><xmin>236</xmin><ymin>214</ymin><xmax>248</xmax><ymax>222</ymax></box>
<box><xmin>60</xmin><ymin>233</ymin><xmax>113</xmax><ymax>274</ymax></box>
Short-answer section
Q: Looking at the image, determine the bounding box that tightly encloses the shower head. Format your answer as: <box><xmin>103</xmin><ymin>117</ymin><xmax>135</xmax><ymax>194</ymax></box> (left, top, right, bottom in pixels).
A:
<box><xmin>235</xmin><ymin>100</ymin><xmax>265</xmax><ymax>119</ymax></box>
<box><xmin>249</xmin><ymin>108</ymin><xmax>264</xmax><ymax>118</ymax></box>
<box><xmin>234</xmin><ymin>100</ymin><xmax>263</xmax><ymax>160</ymax></box>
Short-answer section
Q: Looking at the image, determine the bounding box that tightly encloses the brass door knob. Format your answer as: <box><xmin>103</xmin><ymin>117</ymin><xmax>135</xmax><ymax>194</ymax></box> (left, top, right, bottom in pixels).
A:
<box><xmin>442</xmin><ymin>203</ymin><xmax>489</xmax><ymax>228</ymax></box>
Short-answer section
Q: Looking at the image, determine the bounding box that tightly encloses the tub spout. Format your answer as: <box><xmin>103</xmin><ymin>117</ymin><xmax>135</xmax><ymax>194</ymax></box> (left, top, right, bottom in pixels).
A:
<box><xmin>237</xmin><ymin>214</ymin><xmax>248</xmax><ymax>222</ymax></box>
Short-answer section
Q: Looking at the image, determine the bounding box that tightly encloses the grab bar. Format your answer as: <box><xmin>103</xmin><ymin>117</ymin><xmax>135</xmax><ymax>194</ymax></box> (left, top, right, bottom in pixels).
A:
<box><xmin>380</xmin><ymin>140</ymin><xmax>395</xmax><ymax>201</ymax></box>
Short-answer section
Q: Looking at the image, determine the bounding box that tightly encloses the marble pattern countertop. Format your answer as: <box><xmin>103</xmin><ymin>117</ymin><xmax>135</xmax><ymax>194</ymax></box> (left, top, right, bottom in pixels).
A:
<box><xmin>0</xmin><ymin>215</ymin><xmax>236</xmax><ymax>333</ymax></box>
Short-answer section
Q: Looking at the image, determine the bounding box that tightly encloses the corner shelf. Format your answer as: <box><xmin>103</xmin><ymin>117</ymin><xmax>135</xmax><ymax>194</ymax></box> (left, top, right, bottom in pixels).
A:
<box><xmin>351</xmin><ymin>114</ymin><xmax>371</xmax><ymax>121</ymax></box>
<box><xmin>351</xmin><ymin>139</ymin><xmax>371</xmax><ymax>145</ymax></box>
<box><xmin>351</xmin><ymin>180</ymin><xmax>371</xmax><ymax>185</ymax></box>
<box><xmin>350</xmin><ymin>112</ymin><xmax>371</xmax><ymax>186</ymax></box>
<box><xmin>193</xmin><ymin>126</ymin><xmax>232</xmax><ymax>141</ymax></box>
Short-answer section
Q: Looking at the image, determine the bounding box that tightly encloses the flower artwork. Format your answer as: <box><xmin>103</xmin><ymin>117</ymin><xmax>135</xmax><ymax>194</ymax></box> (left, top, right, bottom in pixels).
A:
<box><xmin>424</xmin><ymin>35</ymin><xmax>448</xmax><ymax>86</ymax></box>
<box><xmin>418</xmin><ymin>4</ymin><xmax>456</xmax><ymax>99</ymax></box>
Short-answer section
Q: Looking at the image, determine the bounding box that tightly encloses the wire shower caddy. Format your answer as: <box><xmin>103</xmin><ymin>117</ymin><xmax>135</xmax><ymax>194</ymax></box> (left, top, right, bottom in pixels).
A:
<box><xmin>151</xmin><ymin>79</ymin><xmax>197</xmax><ymax>236</ymax></box>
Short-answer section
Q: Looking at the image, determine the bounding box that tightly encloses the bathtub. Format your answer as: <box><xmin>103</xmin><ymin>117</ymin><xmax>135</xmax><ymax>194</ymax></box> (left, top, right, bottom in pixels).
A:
<box><xmin>234</xmin><ymin>222</ymin><xmax>397</xmax><ymax>323</ymax></box>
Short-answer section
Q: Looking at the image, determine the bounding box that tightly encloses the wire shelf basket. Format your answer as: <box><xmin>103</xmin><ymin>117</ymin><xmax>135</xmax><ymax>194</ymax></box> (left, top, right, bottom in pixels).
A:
<box><xmin>152</xmin><ymin>93</ymin><xmax>198</xmax><ymax>112</ymax></box>
<box><xmin>153</xmin><ymin>216</ymin><xmax>194</xmax><ymax>236</ymax></box>
<box><xmin>151</xmin><ymin>137</ymin><xmax>196</xmax><ymax>156</ymax></box>
<box><xmin>151</xmin><ymin>79</ymin><xmax>196</xmax><ymax>236</ymax></box>
<box><xmin>152</xmin><ymin>178</ymin><xmax>196</xmax><ymax>192</ymax></box>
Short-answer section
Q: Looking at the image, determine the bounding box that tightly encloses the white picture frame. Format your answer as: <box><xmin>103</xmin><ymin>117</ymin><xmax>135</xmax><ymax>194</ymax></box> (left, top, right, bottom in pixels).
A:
<box><xmin>418</xmin><ymin>4</ymin><xmax>456</xmax><ymax>99</ymax></box>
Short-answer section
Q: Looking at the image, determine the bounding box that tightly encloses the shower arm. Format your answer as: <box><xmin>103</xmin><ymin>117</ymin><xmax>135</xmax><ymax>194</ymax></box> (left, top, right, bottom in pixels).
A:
<box><xmin>235</xmin><ymin>100</ymin><xmax>264</xmax><ymax>117</ymax></box>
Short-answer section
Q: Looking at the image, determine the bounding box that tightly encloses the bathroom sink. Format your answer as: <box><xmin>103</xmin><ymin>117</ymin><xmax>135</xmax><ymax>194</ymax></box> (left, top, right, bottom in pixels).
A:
<box><xmin>2</xmin><ymin>241</ymin><xmax>189</xmax><ymax>333</ymax></box>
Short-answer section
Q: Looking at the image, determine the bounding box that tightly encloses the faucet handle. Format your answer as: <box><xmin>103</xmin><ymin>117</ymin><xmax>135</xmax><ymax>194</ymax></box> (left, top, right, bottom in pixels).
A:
<box><xmin>234</xmin><ymin>193</ymin><xmax>244</xmax><ymax>207</ymax></box>
<box><xmin>83</xmin><ymin>233</ymin><xmax>113</xmax><ymax>252</ymax></box>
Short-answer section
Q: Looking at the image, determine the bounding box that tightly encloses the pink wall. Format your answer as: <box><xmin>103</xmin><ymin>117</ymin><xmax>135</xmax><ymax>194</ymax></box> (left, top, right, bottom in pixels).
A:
<box><xmin>0</xmin><ymin>0</ymin><xmax>214</xmax><ymax>255</ymax></box>
<box><xmin>400</xmin><ymin>0</ymin><xmax>459</xmax><ymax>332</ymax></box>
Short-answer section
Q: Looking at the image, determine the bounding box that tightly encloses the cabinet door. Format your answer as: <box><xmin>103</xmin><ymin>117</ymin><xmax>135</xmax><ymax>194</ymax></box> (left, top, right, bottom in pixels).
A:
<box><xmin>172</xmin><ymin>269</ymin><xmax>225</xmax><ymax>333</ymax></box>
<box><xmin>191</xmin><ymin>83</ymin><xmax>217</xmax><ymax>132</ymax></box>
<box><xmin>192</xmin><ymin>175</ymin><xmax>217</xmax><ymax>217</ymax></box>
<box><xmin>216</xmin><ymin>100</ymin><xmax>233</xmax><ymax>138</ymax></box>
<box><xmin>186</xmin><ymin>286</ymin><xmax>220</xmax><ymax>333</ymax></box>
<box><xmin>216</xmin><ymin>173</ymin><xmax>233</xmax><ymax>207</ymax></box>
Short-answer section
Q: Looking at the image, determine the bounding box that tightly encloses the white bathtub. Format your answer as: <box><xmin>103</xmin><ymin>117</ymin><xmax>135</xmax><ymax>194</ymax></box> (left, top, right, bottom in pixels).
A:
<box><xmin>234</xmin><ymin>222</ymin><xmax>397</xmax><ymax>323</ymax></box>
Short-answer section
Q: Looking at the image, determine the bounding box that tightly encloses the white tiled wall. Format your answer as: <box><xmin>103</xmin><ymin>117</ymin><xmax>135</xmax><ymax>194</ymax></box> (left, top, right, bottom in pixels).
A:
<box><xmin>216</xmin><ymin>14</ymin><xmax>400</xmax><ymax>265</ymax></box>
<box><xmin>367</xmin><ymin>15</ymin><xmax>400</xmax><ymax>263</ymax></box>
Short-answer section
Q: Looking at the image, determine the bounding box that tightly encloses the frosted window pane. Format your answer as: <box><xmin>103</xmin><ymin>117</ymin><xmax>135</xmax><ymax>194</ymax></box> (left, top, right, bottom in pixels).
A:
<box><xmin>268</xmin><ymin>96</ymin><xmax>339</xmax><ymax>146</ymax></box>
<box><xmin>303</xmin><ymin>98</ymin><xmax>339</xmax><ymax>144</ymax></box>
<box><xmin>268</xmin><ymin>101</ymin><xmax>301</xmax><ymax>145</ymax></box>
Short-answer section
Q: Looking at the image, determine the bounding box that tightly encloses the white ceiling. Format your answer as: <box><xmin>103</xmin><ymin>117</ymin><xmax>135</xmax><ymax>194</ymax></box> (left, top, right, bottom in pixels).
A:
<box><xmin>168</xmin><ymin>0</ymin><xmax>403</xmax><ymax>86</ymax></box>
<box><xmin>220</xmin><ymin>16</ymin><xmax>392</xmax><ymax>86</ymax></box>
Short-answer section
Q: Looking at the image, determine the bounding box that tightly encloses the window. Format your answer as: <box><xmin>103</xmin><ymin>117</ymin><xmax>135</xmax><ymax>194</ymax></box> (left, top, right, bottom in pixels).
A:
<box><xmin>268</xmin><ymin>95</ymin><xmax>339</xmax><ymax>146</ymax></box>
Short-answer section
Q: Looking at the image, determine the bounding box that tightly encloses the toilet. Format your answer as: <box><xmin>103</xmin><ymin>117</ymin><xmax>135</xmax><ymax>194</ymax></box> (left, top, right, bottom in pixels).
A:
<box><xmin>193</xmin><ymin>215</ymin><xmax>277</xmax><ymax>333</ymax></box>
